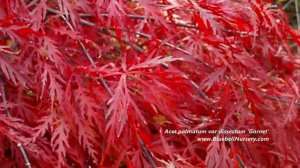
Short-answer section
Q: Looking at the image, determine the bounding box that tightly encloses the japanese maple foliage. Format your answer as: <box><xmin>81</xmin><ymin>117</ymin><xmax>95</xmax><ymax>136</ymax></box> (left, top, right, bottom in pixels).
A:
<box><xmin>0</xmin><ymin>0</ymin><xmax>299</xmax><ymax>167</ymax></box>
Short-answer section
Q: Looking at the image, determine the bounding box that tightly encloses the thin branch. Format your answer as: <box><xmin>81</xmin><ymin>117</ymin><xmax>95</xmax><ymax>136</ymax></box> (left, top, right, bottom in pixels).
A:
<box><xmin>17</xmin><ymin>143</ymin><xmax>32</xmax><ymax>168</ymax></box>
<box><xmin>181</xmin><ymin>73</ymin><xmax>212</xmax><ymax>103</ymax></box>
<box><xmin>0</xmin><ymin>76</ymin><xmax>31</xmax><ymax>168</ymax></box>
<box><xmin>137</xmin><ymin>135</ymin><xmax>157</xmax><ymax>168</ymax></box>
<box><xmin>283</xmin><ymin>0</ymin><xmax>294</xmax><ymax>9</ymax></box>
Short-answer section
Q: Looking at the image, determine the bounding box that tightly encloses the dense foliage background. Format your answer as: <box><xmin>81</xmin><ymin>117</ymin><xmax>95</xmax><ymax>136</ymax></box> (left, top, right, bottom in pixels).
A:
<box><xmin>0</xmin><ymin>0</ymin><xmax>299</xmax><ymax>167</ymax></box>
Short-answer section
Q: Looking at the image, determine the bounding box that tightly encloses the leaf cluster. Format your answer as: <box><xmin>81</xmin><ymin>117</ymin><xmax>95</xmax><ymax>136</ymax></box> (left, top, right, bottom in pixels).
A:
<box><xmin>0</xmin><ymin>0</ymin><xmax>299</xmax><ymax>167</ymax></box>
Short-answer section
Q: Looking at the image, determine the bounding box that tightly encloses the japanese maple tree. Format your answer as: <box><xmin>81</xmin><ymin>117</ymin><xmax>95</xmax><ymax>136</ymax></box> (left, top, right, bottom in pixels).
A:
<box><xmin>0</xmin><ymin>0</ymin><xmax>299</xmax><ymax>167</ymax></box>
